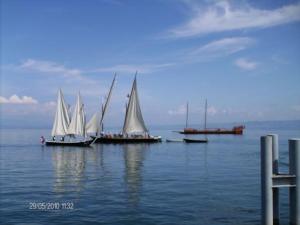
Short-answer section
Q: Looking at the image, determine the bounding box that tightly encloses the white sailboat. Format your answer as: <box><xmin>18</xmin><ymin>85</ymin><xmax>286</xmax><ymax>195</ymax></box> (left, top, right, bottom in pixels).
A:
<box><xmin>95</xmin><ymin>73</ymin><xmax>161</xmax><ymax>143</ymax></box>
<box><xmin>46</xmin><ymin>90</ymin><xmax>93</xmax><ymax>146</ymax></box>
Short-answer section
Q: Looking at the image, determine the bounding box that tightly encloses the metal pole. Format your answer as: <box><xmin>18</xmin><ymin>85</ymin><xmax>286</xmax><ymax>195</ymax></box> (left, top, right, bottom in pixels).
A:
<box><xmin>289</xmin><ymin>138</ymin><xmax>300</xmax><ymax>225</ymax></box>
<box><xmin>261</xmin><ymin>136</ymin><xmax>273</xmax><ymax>225</ymax></box>
<box><xmin>186</xmin><ymin>101</ymin><xmax>189</xmax><ymax>128</ymax></box>
<box><xmin>269</xmin><ymin>134</ymin><xmax>279</xmax><ymax>225</ymax></box>
<box><xmin>204</xmin><ymin>99</ymin><xmax>207</xmax><ymax>130</ymax></box>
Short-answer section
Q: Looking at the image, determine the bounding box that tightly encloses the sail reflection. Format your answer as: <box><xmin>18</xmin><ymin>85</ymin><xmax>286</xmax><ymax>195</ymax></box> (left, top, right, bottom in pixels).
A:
<box><xmin>123</xmin><ymin>144</ymin><xmax>148</xmax><ymax>205</ymax></box>
<box><xmin>52</xmin><ymin>147</ymin><xmax>86</xmax><ymax>193</ymax></box>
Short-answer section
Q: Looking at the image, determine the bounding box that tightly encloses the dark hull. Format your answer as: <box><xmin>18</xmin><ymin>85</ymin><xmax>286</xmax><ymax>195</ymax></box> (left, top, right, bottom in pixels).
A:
<box><xmin>183</xmin><ymin>138</ymin><xmax>208</xmax><ymax>143</ymax></box>
<box><xmin>91</xmin><ymin>136</ymin><xmax>162</xmax><ymax>144</ymax></box>
<box><xmin>45</xmin><ymin>139</ymin><xmax>93</xmax><ymax>147</ymax></box>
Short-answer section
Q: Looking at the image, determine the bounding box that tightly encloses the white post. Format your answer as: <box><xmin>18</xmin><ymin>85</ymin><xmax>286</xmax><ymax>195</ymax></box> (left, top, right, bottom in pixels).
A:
<box><xmin>261</xmin><ymin>136</ymin><xmax>273</xmax><ymax>225</ymax></box>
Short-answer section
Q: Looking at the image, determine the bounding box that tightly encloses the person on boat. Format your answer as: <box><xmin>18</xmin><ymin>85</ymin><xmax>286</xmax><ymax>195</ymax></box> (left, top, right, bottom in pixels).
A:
<box><xmin>52</xmin><ymin>136</ymin><xmax>56</xmax><ymax>141</ymax></box>
<box><xmin>40</xmin><ymin>136</ymin><xmax>45</xmax><ymax>144</ymax></box>
<box><xmin>60</xmin><ymin>136</ymin><xmax>64</xmax><ymax>141</ymax></box>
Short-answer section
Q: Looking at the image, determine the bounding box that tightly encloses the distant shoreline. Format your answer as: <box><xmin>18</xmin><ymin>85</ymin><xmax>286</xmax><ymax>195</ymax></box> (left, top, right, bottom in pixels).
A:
<box><xmin>1</xmin><ymin>119</ymin><xmax>299</xmax><ymax>130</ymax></box>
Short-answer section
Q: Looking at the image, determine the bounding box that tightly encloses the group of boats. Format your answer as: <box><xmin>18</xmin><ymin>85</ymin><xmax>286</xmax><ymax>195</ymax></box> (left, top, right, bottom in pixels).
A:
<box><xmin>45</xmin><ymin>73</ymin><xmax>161</xmax><ymax>147</ymax></box>
<box><xmin>44</xmin><ymin>73</ymin><xmax>245</xmax><ymax>147</ymax></box>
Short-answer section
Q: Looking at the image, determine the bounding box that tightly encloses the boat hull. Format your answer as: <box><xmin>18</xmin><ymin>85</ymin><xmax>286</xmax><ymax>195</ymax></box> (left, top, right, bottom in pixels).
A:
<box><xmin>45</xmin><ymin>139</ymin><xmax>93</xmax><ymax>147</ymax></box>
<box><xmin>183</xmin><ymin>138</ymin><xmax>208</xmax><ymax>143</ymax></box>
<box><xmin>91</xmin><ymin>136</ymin><xmax>162</xmax><ymax>144</ymax></box>
<box><xmin>179</xmin><ymin>126</ymin><xmax>245</xmax><ymax>135</ymax></box>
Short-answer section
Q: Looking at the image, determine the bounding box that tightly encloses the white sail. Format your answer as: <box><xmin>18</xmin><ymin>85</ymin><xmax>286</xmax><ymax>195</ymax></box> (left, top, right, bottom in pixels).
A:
<box><xmin>123</xmin><ymin>76</ymin><xmax>148</xmax><ymax>134</ymax></box>
<box><xmin>51</xmin><ymin>89</ymin><xmax>70</xmax><ymax>136</ymax></box>
<box><xmin>86</xmin><ymin>111</ymin><xmax>101</xmax><ymax>134</ymax></box>
<box><xmin>67</xmin><ymin>92</ymin><xmax>86</xmax><ymax>137</ymax></box>
<box><xmin>86</xmin><ymin>74</ymin><xmax>116</xmax><ymax>135</ymax></box>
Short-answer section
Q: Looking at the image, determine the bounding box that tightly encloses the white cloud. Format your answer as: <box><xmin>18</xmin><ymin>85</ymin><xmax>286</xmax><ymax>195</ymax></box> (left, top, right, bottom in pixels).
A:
<box><xmin>207</xmin><ymin>106</ymin><xmax>217</xmax><ymax>116</ymax></box>
<box><xmin>192</xmin><ymin>37</ymin><xmax>255</xmax><ymax>58</ymax></box>
<box><xmin>0</xmin><ymin>95</ymin><xmax>38</xmax><ymax>104</ymax></box>
<box><xmin>168</xmin><ymin>104</ymin><xmax>187</xmax><ymax>115</ymax></box>
<box><xmin>91</xmin><ymin>63</ymin><xmax>174</xmax><ymax>74</ymax></box>
<box><xmin>20</xmin><ymin>59</ymin><xmax>82</xmax><ymax>78</ymax></box>
<box><xmin>234</xmin><ymin>58</ymin><xmax>258</xmax><ymax>70</ymax></box>
<box><xmin>167</xmin><ymin>1</ymin><xmax>300</xmax><ymax>38</ymax></box>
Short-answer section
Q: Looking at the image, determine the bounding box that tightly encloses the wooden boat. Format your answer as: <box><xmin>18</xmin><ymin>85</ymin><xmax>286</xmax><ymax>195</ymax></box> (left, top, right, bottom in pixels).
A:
<box><xmin>180</xmin><ymin>126</ymin><xmax>245</xmax><ymax>135</ymax></box>
<box><xmin>179</xmin><ymin>100</ymin><xmax>245</xmax><ymax>135</ymax></box>
<box><xmin>88</xmin><ymin>73</ymin><xmax>162</xmax><ymax>144</ymax></box>
<box><xmin>183</xmin><ymin>138</ymin><xmax>208</xmax><ymax>143</ymax></box>
<box><xmin>45</xmin><ymin>90</ymin><xmax>92</xmax><ymax>147</ymax></box>
<box><xmin>92</xmin><ymin>135</ymin><xmax>161</xmax><ymax>144</ymax></box>
<box><xmin>166</xmin><ymin>139</ymin><xmax>183</xmax><ymax>142</ymax></box>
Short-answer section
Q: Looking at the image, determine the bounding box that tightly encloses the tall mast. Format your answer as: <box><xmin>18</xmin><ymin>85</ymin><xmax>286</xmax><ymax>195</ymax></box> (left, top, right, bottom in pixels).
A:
<box><xmin>186</xmin><ymin>101</ymin><xmax>189</xmax><ymax>128</ymax></box>
<box><xmin>204</xmin><ymin>99</ymin><xmax>207</xmax><ymax>130</ymax></box>
<box><xmin>99</xmin><ymin>73</ymin><xmax>116</xmax><ymax>128</ymax></box>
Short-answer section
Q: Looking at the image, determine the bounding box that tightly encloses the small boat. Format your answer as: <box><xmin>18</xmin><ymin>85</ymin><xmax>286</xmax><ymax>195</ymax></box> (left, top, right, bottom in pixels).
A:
<box><xmin>183</xmin><ymin>138</ymin><xmax>208</xmax><ymax>143</ymax></box>
<box><xmin>90</xmin><ymin>73</ymin><xmax>161</xmax><ymax>144</ymax></box>
<box><xmin>179</xmin><ymin>100</ymin><xmax>245</xmax><ymax>135</ymax></box>
<box><xmin>166</xmin><ymin>139</ymin><xmax>183</xmax><ymax>142</ymax></box>
<box><xmin>45</xmin><ymin>90</ymin><xmax>92</xmax><ymax>147</ymax></box>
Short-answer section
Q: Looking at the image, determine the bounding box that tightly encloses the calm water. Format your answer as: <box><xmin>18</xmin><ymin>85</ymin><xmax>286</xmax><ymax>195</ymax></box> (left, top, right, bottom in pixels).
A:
<box><xmin>0</xmin><ymin>122</ymin><xmax>299</xmax><ymax>225</ymax></box>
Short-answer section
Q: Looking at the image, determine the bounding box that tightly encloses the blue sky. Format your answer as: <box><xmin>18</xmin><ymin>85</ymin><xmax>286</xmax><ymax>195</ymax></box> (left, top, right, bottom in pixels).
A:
<box><xmin>1</xmin><ymin>0</ymin><xmax>300</xmax><ymax>128</ymax></box>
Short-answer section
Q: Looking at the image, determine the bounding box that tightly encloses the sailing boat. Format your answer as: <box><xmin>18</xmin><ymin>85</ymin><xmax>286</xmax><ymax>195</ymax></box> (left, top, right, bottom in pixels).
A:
<box><xmin>94</xmin><ymin>73</ymin><xmax>161</xmax><ymax>143</ymax></box>
<box><xmin>179</xmin><ymin>99</ymin><xmax>245</xmax><ymax>135</ymax></box>
<box><xmin>46</xmin><ymin>90</ymin><xmax>93</xmax><ymax>146</ymax></box>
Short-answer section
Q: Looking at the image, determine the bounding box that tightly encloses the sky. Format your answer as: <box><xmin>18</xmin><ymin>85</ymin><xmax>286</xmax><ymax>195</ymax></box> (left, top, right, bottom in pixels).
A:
<box><xmin>1</xmin><ymin>0</ymin><xmax>300</xmax><ymax>128</ymax></box>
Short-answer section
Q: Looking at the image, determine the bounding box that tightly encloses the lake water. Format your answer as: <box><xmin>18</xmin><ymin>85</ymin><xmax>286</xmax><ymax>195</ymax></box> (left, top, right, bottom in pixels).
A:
<box><xmin>0</xmin><ymin>121</ymin><xmax>299</xmax><ymax>225</ymax></box>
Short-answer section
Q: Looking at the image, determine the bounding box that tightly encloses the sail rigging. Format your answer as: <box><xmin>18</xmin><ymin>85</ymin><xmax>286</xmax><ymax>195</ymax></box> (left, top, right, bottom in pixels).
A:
<box><xmin>122</xmin><ymin>74</ymin><xmax>148</xmax><ymax>134</ymax></box>
<box><xmin>67</xmin><ymin>92</ymin><xmax>86</xmax><ymax>137</ymax></box>
<box><xmin>51</xmin><ymin>89</ymin><xmax>70</xmax><ymax>137</ymax></box>
<box><xmin>86</xmin><ymin>74</ymin><xmax>116</xmax><ymax>134</ymax></box>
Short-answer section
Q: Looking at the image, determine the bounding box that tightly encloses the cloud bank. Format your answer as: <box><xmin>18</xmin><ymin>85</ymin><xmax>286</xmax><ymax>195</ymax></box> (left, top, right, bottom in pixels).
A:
<box><xmin>168</xmin><ymin>1</ymin><xmax>300</xmax><ymax>38</ymax></box>
<box><xmin>0</xmin><ymin>95</ymin><xmax>38</xmax><ymax>104</ymax></box>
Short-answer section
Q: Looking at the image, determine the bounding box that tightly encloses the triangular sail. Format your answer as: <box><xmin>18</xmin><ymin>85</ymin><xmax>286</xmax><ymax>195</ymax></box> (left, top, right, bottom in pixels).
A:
<box><xmin>67</xmin><ymin>92</ymin><xmax>86</xmax><ymax>137</ymax></box>
<box><xmin>85</xmin><ymin>111</ymin><xmax>100</xmax><ymax>134</ymax></box>
<box><xmin>51</xmin><ymin>89</ymin><xmax>70</xmax><ymax>136</ymax></box>
<box><xmin>122</xmin><ymin>75</ymin><xmax>148</xmax><ymax>134</ymax></box>
<box><xmin>99</xmin><ymin>74</ymin><xmax>116</xmax><ymax>128</ymax></box>
<box><xmin>85</xmin><ymin>74</ymin><xmax>116</xmax><ymax>134</ymax></box>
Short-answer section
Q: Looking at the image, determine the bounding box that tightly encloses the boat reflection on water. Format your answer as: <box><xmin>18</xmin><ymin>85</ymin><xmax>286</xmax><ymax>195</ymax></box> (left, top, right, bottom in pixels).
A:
<box><xmin>123</xmin><ymin>144</ymin><xmax>149</xmax><ymax>205</ymax></box>
<box><xmin>51</xmin><ymin>146</ymin><xmax>86</xmax><ymax>193</ymax></box>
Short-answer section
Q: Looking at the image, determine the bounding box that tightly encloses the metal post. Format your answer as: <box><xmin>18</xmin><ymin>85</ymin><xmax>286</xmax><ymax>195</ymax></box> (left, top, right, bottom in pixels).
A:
<box><xmin>289</xmin><ymin>138</ymin><xmax>300</xmax><ymax>225</ymax></box>
<box><xmin>261</xmin><ymin>136</ymin><xmax>273</xmax><ymax>225</ymax></box>
<box><xmin>269</xmin><ymin>134</ymin><xmax>279</xmax><ymax>225</ymax></box>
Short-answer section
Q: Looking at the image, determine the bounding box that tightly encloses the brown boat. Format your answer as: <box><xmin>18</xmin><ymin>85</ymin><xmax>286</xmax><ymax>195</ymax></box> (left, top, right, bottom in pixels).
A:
<box><xmin>179</xmin><ymin>125</ymin><xmax>245</xmax><ymax>135</ymax></box>
<box><xmin>179</xmin><ymin>100</ymin><xmax>245</xmax><ymax>135</ymax></box>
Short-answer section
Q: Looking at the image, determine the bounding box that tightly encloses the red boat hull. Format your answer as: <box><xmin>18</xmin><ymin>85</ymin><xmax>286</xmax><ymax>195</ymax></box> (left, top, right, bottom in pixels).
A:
<box><xmin>179</xmin><ymin>126</ymin><xmax>245</xmax><ymax>135</ymax></box>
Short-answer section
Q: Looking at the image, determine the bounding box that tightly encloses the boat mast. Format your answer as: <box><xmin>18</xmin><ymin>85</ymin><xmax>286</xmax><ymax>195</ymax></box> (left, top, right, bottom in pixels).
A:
<box><xmin>99</xmin><ymin>73</ymin><xmax>116</xmax><ymax>129</ymax></box>
<box><xmin>186</xmin><ymin>101</ymin><xmax>189</xmax><ymax>128</ymax></box>
<box><xmin>204</xmin><ymin>99</ymin><xmax>207</xmax><ymax>130</ymax></box>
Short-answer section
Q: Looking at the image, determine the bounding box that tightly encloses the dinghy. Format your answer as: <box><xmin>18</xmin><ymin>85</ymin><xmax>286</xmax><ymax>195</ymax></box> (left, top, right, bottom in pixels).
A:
<box><xmin>46</xmin><ymin>90</ymin><xmax>92</xmax><ymax>147</ymax></box>
<box><xmin>166</xmin><ymin>139</ymin><xmax>183</xmax><ymax>142</ymax></box>
<box><xmin>183</xmin><ymin>138</ymin><xmax>208</xmax><ymax>143</ymax></box>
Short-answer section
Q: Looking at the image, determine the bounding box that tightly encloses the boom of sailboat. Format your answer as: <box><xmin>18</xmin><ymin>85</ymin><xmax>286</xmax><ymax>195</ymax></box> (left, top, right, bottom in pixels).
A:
<box><xmin>45</xmin><ymin>73</ymin><xmax>162</xmax><ymax>146</ymax></box>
